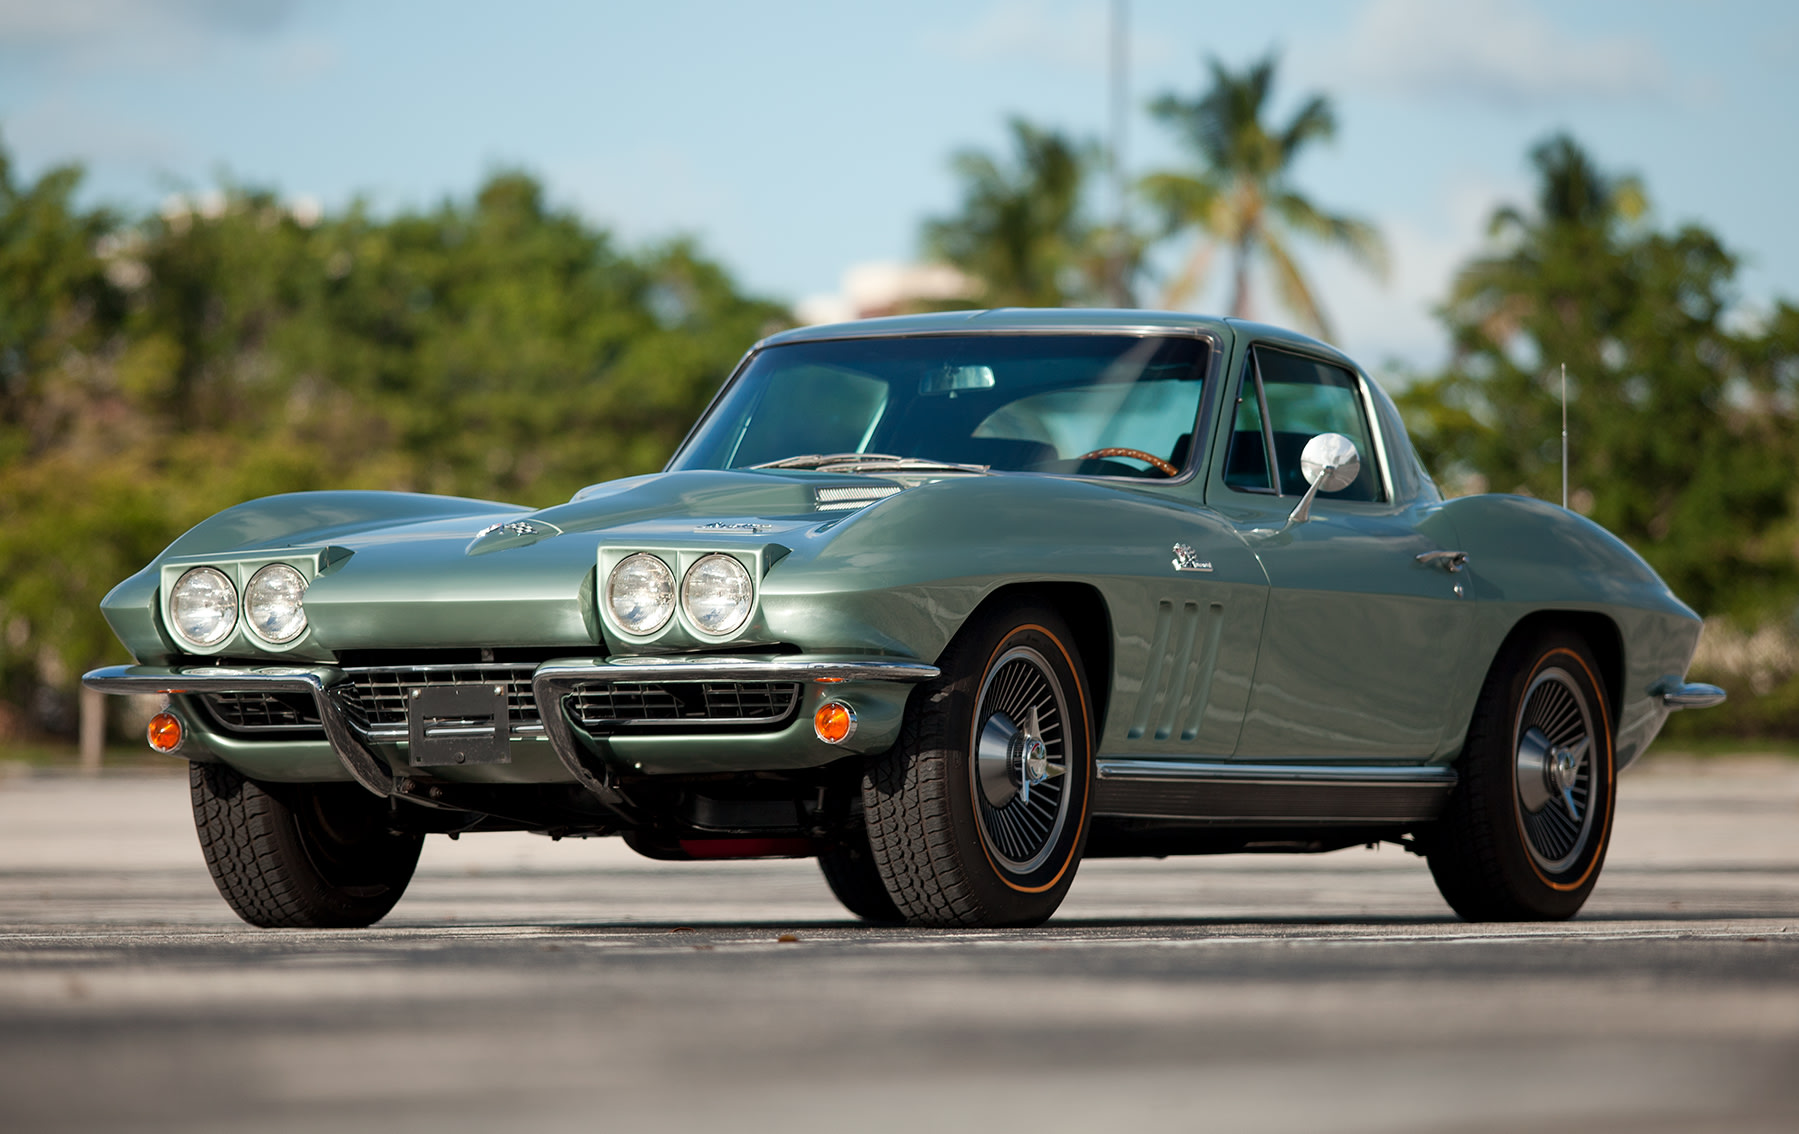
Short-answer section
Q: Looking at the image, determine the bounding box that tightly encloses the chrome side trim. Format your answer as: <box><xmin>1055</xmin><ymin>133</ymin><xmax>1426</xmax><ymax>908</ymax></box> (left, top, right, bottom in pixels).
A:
<box><xmin>1097</xmin><ymin>759</ymin><xmax>1457</xmax><ymax>785</ymax></box>
<box><xmin>1656</xmin><ymin>680</ymin><xmax>1727</xmax><ymax>710</ymax></box>
<box><xmin>82</xmin><ymin>665</ymin><xmax>394</xmax><ymax>797</ymax></box>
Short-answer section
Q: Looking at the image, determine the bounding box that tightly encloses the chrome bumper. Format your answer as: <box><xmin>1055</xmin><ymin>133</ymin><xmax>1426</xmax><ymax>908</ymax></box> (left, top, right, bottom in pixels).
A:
<box><xmin>1655</xmin><ymin>680</ymin><xmax>1727</xmax><ymax>711</ymax></box>
<box><xmin>82</xmin><ymin>655</ymin><xmax>940</xmax><ymax>803</ymax></box>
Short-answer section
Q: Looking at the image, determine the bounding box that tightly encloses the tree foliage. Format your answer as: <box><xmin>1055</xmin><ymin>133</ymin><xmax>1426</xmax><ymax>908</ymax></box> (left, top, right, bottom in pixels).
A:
<box><xmin>1398</xmin><ymin>134</ymin><xmax>1799</xmax><ymax>621</ymax></box>
<box><xmin>1140</xmin><ymin>53</ymin><xmax>1386</xmax><ymax>337</ymax></box>
<box><xmin>0</xmin><ymin>142</ymin><xmax>785</xmax><ymax>736</ymax></box>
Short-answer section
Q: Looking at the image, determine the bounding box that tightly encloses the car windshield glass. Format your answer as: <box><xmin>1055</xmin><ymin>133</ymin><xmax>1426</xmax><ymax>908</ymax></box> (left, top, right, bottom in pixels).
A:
<box><xmin>669</xmin><ymin>334</ymin><xmax>1211</xmax><ymax>478</ymax></box>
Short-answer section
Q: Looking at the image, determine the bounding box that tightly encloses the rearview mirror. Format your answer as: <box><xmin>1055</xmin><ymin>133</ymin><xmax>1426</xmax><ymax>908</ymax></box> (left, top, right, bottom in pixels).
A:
<box><xmin>1289</xmin><ymin>433</ymin><xmax>1361</xmax><ymax>524</ymax></box>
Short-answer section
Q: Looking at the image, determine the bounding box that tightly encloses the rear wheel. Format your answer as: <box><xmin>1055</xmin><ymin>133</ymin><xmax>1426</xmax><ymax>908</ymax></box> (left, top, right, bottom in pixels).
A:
<box><xmin>190</xmin><ymin>762</ymin><xmax>423</xmax><ymax>928</ymax></box>
<box><xmin>1425</xmin><ymin>630</ymin><xmax>1615</xmax><ymax>921</ymax></box>
<box><xmin>862</xmin><ymin>600</ymin><xmax>1094</xmax><ymax>928</ymax></box>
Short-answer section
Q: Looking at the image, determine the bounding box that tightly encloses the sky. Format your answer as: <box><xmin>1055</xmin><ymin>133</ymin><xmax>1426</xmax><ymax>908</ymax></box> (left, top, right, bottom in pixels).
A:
<box><xmin>2</xmin><ymin>0</ymin><xmax>1795</xmax><ymax>375</ymax></box>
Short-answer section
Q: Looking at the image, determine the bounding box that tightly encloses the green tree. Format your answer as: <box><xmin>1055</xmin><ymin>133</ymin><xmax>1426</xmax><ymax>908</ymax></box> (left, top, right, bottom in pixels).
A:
<box><xmin>923</xmin><ymin>118</ymin><xmax>1104</xmax><ymax>308</ymax></box>
<box><xmin>1142</xmin><ymin>54</ymin><xmax>1386</xmax><ymax>338</ymax></box>
<box><xmin>1398</xmin><ymin>134</ymin><xmax>1799</xmax><ymax>621</ymax></box>
<box><xmin>0</xmin><ymin>143</ymin><xmax>787</xmax><ymax>741</ymax></box>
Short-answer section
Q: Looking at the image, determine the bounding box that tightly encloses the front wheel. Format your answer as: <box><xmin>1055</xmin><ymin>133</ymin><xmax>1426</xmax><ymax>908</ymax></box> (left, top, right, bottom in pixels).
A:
<box><xmin>190</xmin><ymin>762</ymin><xmax>423</xmax><ymax>928</ymax></box>
<box><xmin>1425</xmin><ymin>630</ymin><xmax>1616</xmax><ymax>921</ymax></box>
<box><xmin>862</xmin><ymin>600</ymin><xmax>1095</xmax><ymax>927</ymax></box>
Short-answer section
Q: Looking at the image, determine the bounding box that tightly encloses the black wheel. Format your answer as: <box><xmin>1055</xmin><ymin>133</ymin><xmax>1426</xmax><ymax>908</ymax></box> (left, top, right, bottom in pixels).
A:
<box><xmin>190</xmin><ymin>762</ymin><xmax>423</xmax><ymax>928</ymax></box>
<box><xmin>862</xmin><ymin>599</ymin><xmax>1094</xmax><ymax>928</ymax></box>
<box><xmin>817</xmin><ymin>835</ymin><xmax>903</xmax><ymax>923</ymax></box>
<box><xmin>1425</xmin><ymin>630</ymin><xmax>1615</xmax><ymax>921</ymax></box>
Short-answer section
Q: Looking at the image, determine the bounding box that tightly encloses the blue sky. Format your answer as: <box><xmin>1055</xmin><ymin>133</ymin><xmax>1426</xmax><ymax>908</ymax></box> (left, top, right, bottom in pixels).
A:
<box><xmin>2</xmin><ymin>0</ymin><xmax>1794</xmax><ymax>373</ymax></box>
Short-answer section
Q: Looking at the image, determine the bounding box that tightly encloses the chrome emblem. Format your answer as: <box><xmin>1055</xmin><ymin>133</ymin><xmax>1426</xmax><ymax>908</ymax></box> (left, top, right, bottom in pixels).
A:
<box><xmin>476</xmin><ymin>520</ymin><xmax>540</xmax><ymax>538</ymax></box>
<box><xmin>1171</xmin><ymin>543</ymin><xmax>1212</xmax><ymax>573</ymax></box>
<box><xmin>694</xmin><ymin>521</ymin><xmax>776</xmax><ymax>534</ymax></box>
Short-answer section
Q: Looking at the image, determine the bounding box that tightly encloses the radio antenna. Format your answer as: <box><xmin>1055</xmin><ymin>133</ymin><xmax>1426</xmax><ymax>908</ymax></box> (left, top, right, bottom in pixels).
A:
<box><xmin>1561</xmin><ymin>363</ymin><xmax>1568</xmax><ymax>510</ymax></box>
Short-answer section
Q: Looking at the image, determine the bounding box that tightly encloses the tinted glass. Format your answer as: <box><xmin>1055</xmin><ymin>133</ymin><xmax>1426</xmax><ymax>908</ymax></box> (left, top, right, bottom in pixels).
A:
<box><xmin>671</xmin><ymin>334</ymin><xmax>1210</xmax><ymax>478</ymax></box>
<box><xmin>1253</xmin><ymin>348</ymin><xmax>1384</xmax><ymax>502</ymax></box>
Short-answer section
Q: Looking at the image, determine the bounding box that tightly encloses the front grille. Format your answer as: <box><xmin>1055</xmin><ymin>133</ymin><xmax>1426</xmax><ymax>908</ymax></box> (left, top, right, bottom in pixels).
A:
<box><xmin>570</xmin><ymin>681</ymin><xmax>801</xmax><ymax>730</ymax></box>
<box><xmin>341</xmin><ymin>664</ymin><xmax>541</xmax><ymax>739</ymax></box>
<box><xmin>201</xmin><ymin>691</ymin><xmax>322</xmax><ymax>732</ymax></box>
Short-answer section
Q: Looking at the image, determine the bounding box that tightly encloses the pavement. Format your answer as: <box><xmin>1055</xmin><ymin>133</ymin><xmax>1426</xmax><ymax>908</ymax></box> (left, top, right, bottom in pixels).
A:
<box><xmin>0</xmin><ymin>756</ymin><xmax>1796</xmax><ymax>1133</ymax></box>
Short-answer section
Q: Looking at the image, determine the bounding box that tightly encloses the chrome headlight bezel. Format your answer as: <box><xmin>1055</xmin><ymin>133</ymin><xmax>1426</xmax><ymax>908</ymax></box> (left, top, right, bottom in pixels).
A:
<box><xmin>244</xmin><ymin>563</ymin><xmax>310</xmax><ymax>645</ymax></box>
<box><xmin>168</xmin><ymin>566</ymin><xmax>239</xmax><ymax>648</ymax></box>
<box><xmin>681</xmin><ymin>552</ymin><xmax>754</xmax><ymax>637</ymax></box>
<box><xmin>606</xmin><ymin>552</ymin><xmax>677</xmax><ymax>636</ymax></box>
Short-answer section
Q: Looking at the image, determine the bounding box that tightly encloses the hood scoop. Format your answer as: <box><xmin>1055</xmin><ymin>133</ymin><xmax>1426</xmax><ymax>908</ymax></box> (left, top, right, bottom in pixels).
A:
<box><xmin>814</xmin><ymin>485</ymin><xmax>904</xmax><ymax>512</ymax></box>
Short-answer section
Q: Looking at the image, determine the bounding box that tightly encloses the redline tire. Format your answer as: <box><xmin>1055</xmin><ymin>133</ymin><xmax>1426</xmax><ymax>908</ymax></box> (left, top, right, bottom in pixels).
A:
<box><xmin>862</xmin><ymin>600</ymin><xmax>1094</xmax><ymax>928</ymax></box>
<box><xmin>190</xmin><ymin>762</ymin><xmax>422</xmax><ymax>929</ymax></box>
<box><xmin>1426</xmin><ymin>630</ymin><xmax>1615</xmax><ymax>921</ymax></box>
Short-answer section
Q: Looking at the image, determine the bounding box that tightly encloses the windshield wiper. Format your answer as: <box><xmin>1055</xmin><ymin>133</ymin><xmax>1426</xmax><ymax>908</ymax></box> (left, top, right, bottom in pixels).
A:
<box><xmin>751</xmin><ymin>453</ymin><xmax>989</xmax><ymax>474</ymax></box>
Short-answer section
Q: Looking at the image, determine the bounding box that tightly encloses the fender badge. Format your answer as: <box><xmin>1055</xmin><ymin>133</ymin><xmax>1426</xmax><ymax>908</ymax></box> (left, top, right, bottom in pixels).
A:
<box><xmin>1172</xmin><ymin>543</ymin><xmax>1213</xmax><ymax>573</ymax></box>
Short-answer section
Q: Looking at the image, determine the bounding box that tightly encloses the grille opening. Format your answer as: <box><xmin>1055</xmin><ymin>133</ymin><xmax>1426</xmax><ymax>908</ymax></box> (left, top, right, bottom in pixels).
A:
<box><xmin>571</xmin><ymin>681</ymin><xmax>801</xmax><ymax>730</ymax></box>
<box><xmin>200</xmin><ymin>691</ymin><xmax>322</xmax><ymax>732</ymax></box>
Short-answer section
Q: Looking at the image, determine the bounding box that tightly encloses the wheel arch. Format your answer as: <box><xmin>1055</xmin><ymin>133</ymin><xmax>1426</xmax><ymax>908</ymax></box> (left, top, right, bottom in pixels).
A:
<box><xmin>948</xmin><ymin>582</ymin><xmax>1115</xmax><ymax>740</ymax></box>
<box><xmin>1486</xmin><ymin>610</ymin><xmax>1624</xmax><ymax>729</ymax></box>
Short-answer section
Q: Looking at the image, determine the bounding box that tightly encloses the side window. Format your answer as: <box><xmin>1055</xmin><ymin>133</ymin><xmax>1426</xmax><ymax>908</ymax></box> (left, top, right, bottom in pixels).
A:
<box><xmin>1226</xmin><ymin>347</ymin><xmax>1385</xmax><ymax>502</ymax></box>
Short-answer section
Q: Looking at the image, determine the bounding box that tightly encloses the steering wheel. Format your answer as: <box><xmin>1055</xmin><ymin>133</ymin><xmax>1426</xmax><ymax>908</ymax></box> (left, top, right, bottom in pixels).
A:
<box><xmin>1075</xmin><ymin>447</ymin><xmax>1179</xmax><ymax>477</ymax></box>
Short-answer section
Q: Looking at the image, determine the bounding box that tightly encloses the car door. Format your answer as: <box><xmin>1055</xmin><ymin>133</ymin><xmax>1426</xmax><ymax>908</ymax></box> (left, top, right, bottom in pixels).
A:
<box><xmin>1209</xmin><ymin>343</ymin><xmax>1474</xmax><ymax>762</ymax></box>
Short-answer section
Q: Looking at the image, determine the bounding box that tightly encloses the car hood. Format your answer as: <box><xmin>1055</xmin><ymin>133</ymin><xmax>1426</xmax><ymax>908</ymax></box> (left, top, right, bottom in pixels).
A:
<box><xmin>135</xmin><ymin>470</ymin><xmax>918</xmax><ymax>657</ymax></box>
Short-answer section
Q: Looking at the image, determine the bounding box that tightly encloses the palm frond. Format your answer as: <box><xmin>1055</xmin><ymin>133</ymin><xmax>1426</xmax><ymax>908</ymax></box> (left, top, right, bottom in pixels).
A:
<box><xmin>1273</xmin><ymin>192</ymin><xmax>1389</xmax><ymax>281</ymax></box>
<box><xmin>1261</xmin><ymin>230</ymin><xmax>1330</xmax><ymax>340</ymax></box>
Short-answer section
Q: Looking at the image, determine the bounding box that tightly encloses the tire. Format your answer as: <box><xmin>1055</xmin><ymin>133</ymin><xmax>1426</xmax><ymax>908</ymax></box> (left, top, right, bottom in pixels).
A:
<box><xmin>190</xmin><ymin>762</ymin><xmax>423</xmax><ymax>929</ymax></box>
<box><xmin>862</xmin><ymin>599</ymin><xmax>1095</xmax><ymax>928</ymax></box>
<box><xmin>1425</xmin><ymin>629</ymin><xmax>1616</xmax><ymax>921</ymax></box>
<box><xmin>817</xmin><ymin>835</ymin><xmax>903</xmax><ymax>923</ymax></box>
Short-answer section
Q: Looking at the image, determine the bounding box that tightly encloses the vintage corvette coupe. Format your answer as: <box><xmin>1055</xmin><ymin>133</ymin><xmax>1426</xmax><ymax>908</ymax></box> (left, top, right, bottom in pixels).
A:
<box><xmin>85</xmin><ymin>310</ymin><xmax>1724</xmax><ymax>929</ymax></box>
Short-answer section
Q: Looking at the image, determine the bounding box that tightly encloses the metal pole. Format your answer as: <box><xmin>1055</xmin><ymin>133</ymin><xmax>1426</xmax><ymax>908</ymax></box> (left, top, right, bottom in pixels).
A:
<box><xmin>1108</xmin><ymin>0</ymin><xmax>1129</xmax><ymax>306</ymax></box>
<box><xmin>1561</xmin><ymin>363</ymin><xmax>1569</xmax><ymax>510</ymax></box>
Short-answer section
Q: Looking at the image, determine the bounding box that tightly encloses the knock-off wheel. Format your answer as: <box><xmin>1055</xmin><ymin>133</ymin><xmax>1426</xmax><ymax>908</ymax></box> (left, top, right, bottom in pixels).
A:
<box><xmin>1074</xmin><ymin>447</ymin><xmax>1179</xmax><ymax>476</ymax></box>
<box><xmin>1425</xmin><ymin>630</ymin><xmax>1614</xmax><ymax>920</ymax></box>
<box><xmin>861</xmin><ymin>599</ymin><xmax>1094</xmax><ymax>927</ymax></box>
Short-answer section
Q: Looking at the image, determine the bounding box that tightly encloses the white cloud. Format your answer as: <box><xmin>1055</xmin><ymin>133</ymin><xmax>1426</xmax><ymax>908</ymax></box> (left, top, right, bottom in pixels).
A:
<box><xmin>1319</xmin><ymin>0</ymin><xmax>1670</xmax><ymax>106</ymax></box>
<box><xmin>928</xmin><ymin>0</ymin><xmax>1173</xmax><ymax>74</ymax></box>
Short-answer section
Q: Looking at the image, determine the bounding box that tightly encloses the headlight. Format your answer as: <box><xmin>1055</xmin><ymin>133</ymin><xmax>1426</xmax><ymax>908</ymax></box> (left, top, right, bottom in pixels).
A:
<box><xmin>245</xmin><ymin>563</ymin><xmax>309</xmax><ymax>644</ymax></box>
<box><xmin>607</xmin><ymin>553</ymin><xmax>676</xmax><ymax>635</ymax></box>
<box><xmin>169</xmin><ymin>567</ymin><xmax>238</xmax><ymax>647</ymax></box>
<box><xmin>682</xmin><ymin>553</ymin><xmax>753</xmax><ymax>636</ymax></box>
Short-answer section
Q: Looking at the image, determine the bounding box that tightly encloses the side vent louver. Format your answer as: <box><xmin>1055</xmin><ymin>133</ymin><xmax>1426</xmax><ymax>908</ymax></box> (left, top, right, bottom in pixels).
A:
<box><xmin>1128</xmin><ymin>601</ymin><xmax>1225</xmax><ymax>742</ymax></box>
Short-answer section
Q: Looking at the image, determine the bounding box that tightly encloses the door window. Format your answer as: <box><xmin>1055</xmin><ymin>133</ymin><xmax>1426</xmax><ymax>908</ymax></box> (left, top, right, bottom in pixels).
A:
<box><xmin>1226</xmin><ymin>348</ymin><xmax>1384</xmax><ymax>503</ymax></box>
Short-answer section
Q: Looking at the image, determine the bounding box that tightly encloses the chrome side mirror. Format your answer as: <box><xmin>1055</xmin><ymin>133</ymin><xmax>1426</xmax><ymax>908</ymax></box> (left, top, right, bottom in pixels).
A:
<box><xmin>1288</xmin><ymin>433</ymin><xmax>1361</xmax><ymax>524</ymax></box>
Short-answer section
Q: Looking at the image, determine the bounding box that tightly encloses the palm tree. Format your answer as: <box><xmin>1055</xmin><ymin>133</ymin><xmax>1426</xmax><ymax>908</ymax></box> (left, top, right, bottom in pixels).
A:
<box><xmin>1141</xmin><ymin>54</ymin><xmax>1386</xmax><ymax>339</ymax></box>
<box><xmin>923</xmin><ymin>119</ymin><xmax>1101</xmax><ymax>308</ymax></box>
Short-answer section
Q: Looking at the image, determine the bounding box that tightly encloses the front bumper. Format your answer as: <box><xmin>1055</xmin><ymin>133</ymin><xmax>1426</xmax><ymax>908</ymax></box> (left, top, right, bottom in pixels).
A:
<box><xmin>82</xmin><ymin>655</ymin><xmax>940</xmax><ymax>803</ymax></box>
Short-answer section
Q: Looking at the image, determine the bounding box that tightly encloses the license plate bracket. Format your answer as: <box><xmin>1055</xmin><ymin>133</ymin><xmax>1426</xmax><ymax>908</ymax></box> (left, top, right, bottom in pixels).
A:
<box><xmin>406</xmin><ymin>683</ymin><xmax>513</xmax><ymax>766</ymax></box>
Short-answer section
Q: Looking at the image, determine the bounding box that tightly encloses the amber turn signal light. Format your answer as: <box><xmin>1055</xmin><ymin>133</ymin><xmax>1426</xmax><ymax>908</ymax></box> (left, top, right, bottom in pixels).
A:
<box><xmin>147</xmin><ymin>711</ymin><xmax>184</xmax><ymax>754</ymax></box>
<box><xmin>813</xmin><ymin>701</ymin><xmax>856</xmax><ymax>744</ymax></box>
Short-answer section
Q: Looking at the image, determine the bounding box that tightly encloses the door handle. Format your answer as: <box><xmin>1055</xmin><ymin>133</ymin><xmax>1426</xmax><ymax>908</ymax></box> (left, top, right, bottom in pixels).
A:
<box><xmin>1415</xmin><ymin>550</ymin><xmax>1469</xmax><ymax>573</ymax></box>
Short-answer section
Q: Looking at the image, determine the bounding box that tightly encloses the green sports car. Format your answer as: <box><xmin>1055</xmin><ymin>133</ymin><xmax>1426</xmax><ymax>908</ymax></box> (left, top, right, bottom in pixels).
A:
<box><xmin>84</xmin><ymin>309</ymin><xmax>1724</xmax><ymax>929</ymax></box>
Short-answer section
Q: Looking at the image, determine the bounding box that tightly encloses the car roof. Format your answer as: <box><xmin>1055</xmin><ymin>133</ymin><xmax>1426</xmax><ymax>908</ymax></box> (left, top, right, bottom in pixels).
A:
<box><xmin>760</xmin><ymin>307</ymin><xmax>1241</xmax><ymax>347</ymax></box>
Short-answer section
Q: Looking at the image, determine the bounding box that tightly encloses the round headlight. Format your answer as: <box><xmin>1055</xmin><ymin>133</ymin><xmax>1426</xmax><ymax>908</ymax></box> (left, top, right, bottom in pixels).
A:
<box><xmin>245</xmin><ymin>563</ymin><xmax>309</xmax><ymax>644</ymax></box>
<box><xmin>169</xmin><ymin>567</ymin><xmax>238</xmax><ymax>648</ymax></box>
<box><xmin>607</xmin><ymin>553</ymin><xmax>676</xmax><ymax>635</ymax></box>
<box><xmin>682</xmin><ymin>553</ymin><xmax>753</xmax><ymax>636</ymax></box>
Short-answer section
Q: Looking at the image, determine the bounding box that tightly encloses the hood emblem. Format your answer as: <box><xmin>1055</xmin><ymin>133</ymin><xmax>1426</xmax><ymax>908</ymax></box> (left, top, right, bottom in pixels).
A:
<box><xmin>1171</xmin><ymin>543</ymin><xmax>1213</xmax><ymax>573</ymax></box>
<box><xmin>694</xmin><ymin>521</ymin><xmax>776</xmax><ymax>534</ymax></box>
<box><xmin>476</xmin><ymin>520</ymin><xmax>541</xmax><ymax>538</ymax></box>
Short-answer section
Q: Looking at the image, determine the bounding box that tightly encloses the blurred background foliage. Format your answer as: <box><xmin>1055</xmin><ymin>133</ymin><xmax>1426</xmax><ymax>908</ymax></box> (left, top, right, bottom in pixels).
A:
<box><xmin>0</xmin><ymin>148</ymin><xmax>786</xmax><ymax>739</ymax></box>
<box><xmin>2</xmin><ymin>50</ymin><xmax>1797</xmax><ymax>744</ymax></box>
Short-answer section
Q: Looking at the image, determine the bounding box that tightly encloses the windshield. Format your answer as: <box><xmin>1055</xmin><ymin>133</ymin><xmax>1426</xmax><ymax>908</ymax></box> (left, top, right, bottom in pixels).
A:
<box><xmin>669</xmin><ymin>333</ymin><xmax>1211</xmax><ymax>478</ymax></box>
